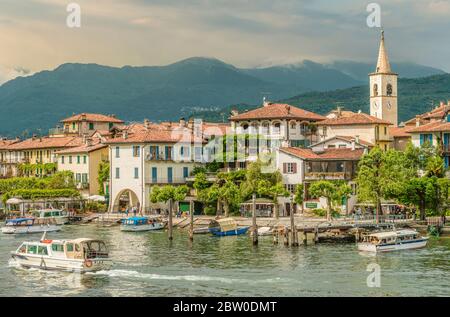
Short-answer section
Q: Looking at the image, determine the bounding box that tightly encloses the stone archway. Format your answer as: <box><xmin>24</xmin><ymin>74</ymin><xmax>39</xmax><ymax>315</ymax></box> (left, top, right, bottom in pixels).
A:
<box><xmin>111</xmin><ymin>189</ymin><xmax>140</xmax><ymax>213</ymax></box>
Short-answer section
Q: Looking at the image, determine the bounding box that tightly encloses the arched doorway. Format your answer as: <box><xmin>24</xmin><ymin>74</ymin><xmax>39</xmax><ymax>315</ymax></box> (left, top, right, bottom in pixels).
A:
<box><xmin>112</xmin><ymin>189</ymin><xmax>140</xmax><ymax>213</ymax></box>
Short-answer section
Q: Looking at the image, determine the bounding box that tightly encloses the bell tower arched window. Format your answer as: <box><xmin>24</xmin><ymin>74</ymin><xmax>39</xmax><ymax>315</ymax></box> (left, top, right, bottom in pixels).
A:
<box><xmin>387</xmin><ymin>84</ymin><xmax>393</xmax><ymax>96</ymax></box>
<box><xmin>373</xmin><ymin>84</ymin><xmax>378</xmax><ymax>96</ymax></box>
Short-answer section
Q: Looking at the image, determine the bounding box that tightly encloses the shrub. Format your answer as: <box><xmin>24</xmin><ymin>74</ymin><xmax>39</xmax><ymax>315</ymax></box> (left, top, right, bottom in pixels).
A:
<box><xmin>311</xmin><ymin>208</ymin><xmax>340</xmax><ymax>218</ymax></box>
<box><xmin>203</xmin><ymin>206</ymin><xmax>217</xmax><ymax>216</ymax></box>
<box><xmin>85</xmin><ymin>202</ymin><xmax>107</xmax><ymax>213</ymax></box>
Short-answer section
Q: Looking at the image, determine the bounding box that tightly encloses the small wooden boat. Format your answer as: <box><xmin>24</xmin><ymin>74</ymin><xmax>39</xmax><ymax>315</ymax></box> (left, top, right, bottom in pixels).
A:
<box><xmin>1</xmin><ymin>218</ymin><xmax>61</xmax><ymax>234</ymax></box>
<box><xmin>10</xmin><ymin>233</ymin><xmax>111</xmax><ymax>273</ymax></box>
<box><xmin>208</xmin><ymin>218</ymin><xmax>250</xmax><ymax>237</ymax></box>
<box><xmin>358</xmin><ymin>229</ymin><xmax>428</xmax><ymax>252</ymax></box>
<box><xmin>120</xmin><ymin>216</ymin><xmax>164</xmax><ymax>232</ymax></box>
<box><xmin>250</xmin><ymin>226</ymin><xmax>272</xmax><ymax>237</ymax></box>
<box><xmin>30</xmin><ymin>209</ymin><xmax>69</xmax><ymax>225</ymax></box>
<box><xmin>193</xmin><ymin>227</ymin><xmax>210</xmax><ymax>234</ymax></box>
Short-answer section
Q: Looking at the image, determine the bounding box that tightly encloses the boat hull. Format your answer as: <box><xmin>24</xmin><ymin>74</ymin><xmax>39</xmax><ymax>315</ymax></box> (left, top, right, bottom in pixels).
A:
<box><xmin>358</xmin><ymin>238</ymin><xmax>429</xmax><ymax>252</ymax></box>
<box><xmin>1</xmin><ymin>225</ymin><xmax>61</xmax><ymax>234</ymax></box>
<box><xmin>210</xmin><ymin>226</ymin><xmax>250</xmax><ymax>236</ymax></box>
<box><xmin>120</xmin><ymin>223</ymin><xmax>164</xmax><ymax>232</ymax></box>
<box><xmin>11</xmin><ymin>253</ymin><xmax>111</xmax><ymax>273</ymax></box>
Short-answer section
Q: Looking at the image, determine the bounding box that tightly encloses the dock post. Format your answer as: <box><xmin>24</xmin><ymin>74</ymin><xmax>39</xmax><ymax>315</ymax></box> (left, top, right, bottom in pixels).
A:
<box><xmin>284</xmin><ymin>228</ymin><xmax>289</xmax><ymax>246</ymax></box>
<box><xmin>302</xmin><ymin>230</ymin><xmax>307</xmax><ymax>246</ymax></box>
<box><xmin>314</xmin><ymin>225</ymin><xmax>319</xmax><ymax>244</ymax></box>
<box><xmin>289</xmin><ymin>198</ymin><xmax>298</xmax><ymax>246</ymax></box>
<box><xmin>168</xmin><ymin>198</ymin><xmax>173</xmax><ymax>241</ymax></box>
<box><xmin>273</xmin><ymin>229</ymin><xmax>279</xmax><ymax>244</ymax></box>
<box><xmin>189</xmin><ymin>200</ymin><xmax>194</xmax><ymax>241</ymax></box>
<box><xmin>252</xmin><ymin>193</ymin><xmax>258</xmax><ymax>246</ymax></box>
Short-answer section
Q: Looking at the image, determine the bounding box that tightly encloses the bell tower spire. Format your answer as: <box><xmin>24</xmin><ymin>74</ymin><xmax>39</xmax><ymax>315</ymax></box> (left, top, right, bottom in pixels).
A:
<box><xmin>369</xmin><ymin>30</ymin><xmax>398</xmax><ymax>127</ymax></box>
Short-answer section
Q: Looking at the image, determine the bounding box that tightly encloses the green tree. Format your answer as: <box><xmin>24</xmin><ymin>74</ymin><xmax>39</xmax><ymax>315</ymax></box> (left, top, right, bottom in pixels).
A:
<box><xmin>97</xmin><ymin>161</ymin><xmax>110</xmax><ymax>195</ymax></box>
<box><xmin>294</xmin><ymin>184</ymin><xmax>304</xmax><ymax>214</ymax></box>
<box><xmin>257</xmin><ymin>180</ymin><xmax>289</xmax><ymax>219</ymax></box>
<box><xmin>308</xmin><ymin>180</ymin><xmax>337</xmax><ymax>221</ymax></box>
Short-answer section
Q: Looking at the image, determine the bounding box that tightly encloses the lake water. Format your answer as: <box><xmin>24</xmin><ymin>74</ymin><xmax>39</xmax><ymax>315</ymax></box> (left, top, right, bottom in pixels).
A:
<box><xmin>0</xmin><ymin>224</ymin><xmax>449</xmax><ymax>297</ymax></box>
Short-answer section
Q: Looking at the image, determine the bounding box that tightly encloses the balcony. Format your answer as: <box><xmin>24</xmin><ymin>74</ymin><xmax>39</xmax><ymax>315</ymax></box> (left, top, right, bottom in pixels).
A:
<box><xmin>305</xmin><ymin>172</ymin><xmax>352</xmax><ymax>180</ymax></box>
<box><xmin>49</xmin><ymin>127</ymin><xmax>69</xmax><ymax>135</ymax></box>
<box><xmin>146</xmin><ymin>176</ymin><xmax>188</xmax><ymax>185</ymax></box>
<box><xmin>145</xmin><ymin>153</ymin><xmax>174</xmax><ymax>162</ymax></box>
<box><xmin>76</xmin><ymin>182</ymin><xmax>90</xmax><ymax>189</ymax></box>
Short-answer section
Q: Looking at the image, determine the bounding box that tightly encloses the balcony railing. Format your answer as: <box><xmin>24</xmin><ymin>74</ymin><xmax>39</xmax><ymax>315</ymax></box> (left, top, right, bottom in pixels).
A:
<box><xmin>305</xmin><ymin>172</ymin><xmax>353</xmax><ymax>180</ymax></box>
<box><xmin>146</xmin><ymin>176</ymin><xmax>188</xmax><ymax>184</ymax></box>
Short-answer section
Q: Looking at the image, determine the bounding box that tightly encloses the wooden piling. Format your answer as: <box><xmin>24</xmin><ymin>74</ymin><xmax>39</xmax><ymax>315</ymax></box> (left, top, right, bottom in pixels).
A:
<box><xmin>189</xmin><ymin>200</ymin><xmax>194</xmax><ymax>241</ymax></box>
<box><xmin>302</xmin><ymin>230</ymin><xmax>307</xmax><ymax>245</ymax></box>
<box><xmin>168</xmin><ymin>198</ymin><xmax>173</xmax><ymax>241</ymax></box>
<box><xmin>252</xmin><ymin>193</ymin><xmax>258</xmax><ymax>246</ymax></box>
<box><xmin>289</xmin><ymin>200</ymin><xmax>298</xmax><ymax>246</ymax></box>
<box><xmin>314</xmin><ymin>225</ymin><xmax>319</xmax><ymax>244</ymax></box>
<box><xmin>273</xmin><ymin>230</ymin><xmax>279</xmax><ymax>244</ymax></box>
<box><xmin>284</xmin><ymin>228</ymin><xmax>289</xmax><ymax>246</ymax></box>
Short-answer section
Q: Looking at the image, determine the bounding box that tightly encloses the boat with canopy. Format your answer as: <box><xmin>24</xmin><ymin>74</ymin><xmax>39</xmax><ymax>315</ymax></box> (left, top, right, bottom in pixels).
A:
<box><xmin>208</xmin><ymin>218</ymin><xmax>250</xmax><ymax>236</ymax></box>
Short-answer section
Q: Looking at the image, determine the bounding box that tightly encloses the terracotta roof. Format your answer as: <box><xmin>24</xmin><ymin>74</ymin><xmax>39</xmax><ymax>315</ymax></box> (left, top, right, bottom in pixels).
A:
<box><xmin>318</xmin><ymin>113</ymin><xmax>393</xmax><ymax>126</ymax></box>
<box><xmin>280</xmin><ymin>147</ymin><xmax>365</xmax><ymax>161</ymax></box>
<box><xmin>229</xmin><ymin>103</ymin><xmax>325</xmax><ymax>121</ymax></box>
<box><xmin>406</xmin><ymin>121</ymin><xmax>450</xmax><ymax>133</ymax></box>
<box><xmin>333</xmin><ymin>135</ymin><xmax>373</xmax><ymax>147</ymax></box>
<box><xmin>389</xmin><ymin>127</ymin><xmax>413</xmax><ymax>138</ymax></box>
<box><xmin>61</xmin><ymin>113</ymin><xmax>124</xmax><ymax>123</ymax></box>
<box><xmin>105</xmin><ymin>122</ymin><xmax>205</xmax><ymax>144</ymax></box>
<box><xmin>56</xmin><ymin>139</ymin><xmax>107</xmax><ymax>154</ymax></box>
<box><xmin>7</xmin><ymin>136</ymin><xmax>83</xmax><ymax>150</ymax></box>
<box><xmin>0</xmin><ymin>139</ymin><xmax>20</xmax><ymax>150</ymax></box>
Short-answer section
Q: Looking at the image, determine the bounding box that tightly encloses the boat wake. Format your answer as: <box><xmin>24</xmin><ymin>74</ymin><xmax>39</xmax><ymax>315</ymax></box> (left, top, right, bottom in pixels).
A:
<box><xmin>88</xmin><ymin>269</ymin><xmax>284</xmax><ymax>284</ymax></box>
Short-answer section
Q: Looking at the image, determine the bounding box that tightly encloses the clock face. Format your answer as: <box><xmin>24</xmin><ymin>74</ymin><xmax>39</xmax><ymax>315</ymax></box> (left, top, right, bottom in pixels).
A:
<box><xmin>387</xmin><ymin>102</ymin><xmax>391</xmax><ymax>110</ymax></box>
<box><xmin>373</xmin><ymin>102</ymin><xmax>378</xmax><ymax>109</ymax></box>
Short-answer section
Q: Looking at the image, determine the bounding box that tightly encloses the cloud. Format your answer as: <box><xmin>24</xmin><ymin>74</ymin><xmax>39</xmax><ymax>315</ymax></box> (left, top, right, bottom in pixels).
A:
<box><xmin>0</xmin><ymin>66</ymin><xmax>32</xmax><ymax>84</ymax></box>
<box><xmin>0</xmin><ymin>0</ymin><xmax>449</xmax><ymax>73</ymax></box>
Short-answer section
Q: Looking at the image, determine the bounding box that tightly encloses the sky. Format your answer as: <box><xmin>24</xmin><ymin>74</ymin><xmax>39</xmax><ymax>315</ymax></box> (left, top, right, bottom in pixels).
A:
<box><xmin>0</xmin><ymin>0</ymin><xmax>450</xmax><ymax>83</ymax></box>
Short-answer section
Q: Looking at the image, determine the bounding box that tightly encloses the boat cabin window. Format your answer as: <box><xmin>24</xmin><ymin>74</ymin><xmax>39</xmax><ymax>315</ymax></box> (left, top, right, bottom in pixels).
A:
<box><xmin>52</xmin><ymin>244</ymin><xmax>64</xmax><ymax>252</ymax></box>
<box><xmin>66</xmin><ymin>243</ymin><xmax>74</xmax><ymax>252</ymax></box>
<box><xmin>75</xmin><ymin>244</ymin><xmax>81</xmax><ymax>252</ymax></box>
<box><xmin>38</xmin><ymin>246</ymin><xmax>48</xmax><ymax>255</ymax></box>
<box><xmin>27</xmin><ymin>245</ymin><xmax>38</xmax><ymax>254</ymax></box>
<box><xmin>18</xmin><ymin>244</ymin><xmax>27</xmax><ymax>253</ymax></box>
<box><xmin>44</xmin><ymin>212</ymin><xmax>52</xmax><ymax>217</ymax></box>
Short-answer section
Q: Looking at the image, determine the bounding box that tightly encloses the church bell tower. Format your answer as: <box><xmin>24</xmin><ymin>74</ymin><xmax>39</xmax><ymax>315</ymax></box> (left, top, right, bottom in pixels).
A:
<box><xmin>369</xmin><ymin>31</ymin><xmax>398</xmax><ymax>127</ymax></box>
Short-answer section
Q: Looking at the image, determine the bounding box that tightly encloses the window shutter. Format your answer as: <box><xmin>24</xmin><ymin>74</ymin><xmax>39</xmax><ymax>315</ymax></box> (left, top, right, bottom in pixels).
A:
<box><xmin>293</xmin><ymin>163</ymin><xmax>297</xmax><ymax>173</ymax></box>
<box><xmin>283</xmin><ymin>163</ymin><xmax>287</xmax><ymax>173</ymax></box>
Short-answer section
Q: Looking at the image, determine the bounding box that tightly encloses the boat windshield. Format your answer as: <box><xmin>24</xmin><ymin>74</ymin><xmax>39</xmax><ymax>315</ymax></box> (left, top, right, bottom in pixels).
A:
<box><xmin>83</xmin><ymin>241</ymin><xmax>109</xmax><ymax>259</ymax></box>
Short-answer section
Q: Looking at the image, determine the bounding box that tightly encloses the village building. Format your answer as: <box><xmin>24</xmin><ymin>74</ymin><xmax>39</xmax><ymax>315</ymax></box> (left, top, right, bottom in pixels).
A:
<box><xmin>0</xmin><ymin>138</ymin><xmax>21</xmax><ymax>178</ymax></box>
<box><xmin>56</xmin><ymin>137</ymin><xmax>109</xmax><ymax>197</ymax></box>
<box><xmin>106</xmin><ymin>119</ymin><xmax>208</xmax><ymax>214</ymax></box>
<box><xmin>51</xmin><ymin>113</ymin><xmax>124</xmax><ymax>136</ymax></box>
<box><xmin>4</xmin><ymin>135</ymin><xmax>83</xmax><ymax>177</ymax></box>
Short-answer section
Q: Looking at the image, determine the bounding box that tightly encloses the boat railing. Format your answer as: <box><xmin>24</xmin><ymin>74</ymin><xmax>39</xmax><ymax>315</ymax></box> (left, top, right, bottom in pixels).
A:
<box><xmin>86</xmin><ymin>250</ymin><xmax>109</xmax><ymax>259</ymax></box>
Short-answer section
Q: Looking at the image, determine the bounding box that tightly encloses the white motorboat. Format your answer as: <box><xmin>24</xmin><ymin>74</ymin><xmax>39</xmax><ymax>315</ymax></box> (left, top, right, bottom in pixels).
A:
<box><xmin>357</xmin><ymin>229</ymin><xmax>428</xmax><ymax>252</ymax></box>
<box><xmin>1</xmin><ymin>218</ymin><xmax>61</xmax><ymax>234</ymax></box>
<box><xmin>10</xmin><ymin>233</ymin><xmax>112</xmax><ymax>273</ymax></box>
<box><xmin>250</xmin><ymin>226</ymin><xmax>273</xmax><ymax>237</ymax></box>
<box><xmin>30</xmin><ymin>209</ymin><xmax>69</xmax><ymax>225</ymax></box>
<box><xmin>120</xmin><ymin>216</ymin><xmax>164</xmax><ymax>232</ymax></box>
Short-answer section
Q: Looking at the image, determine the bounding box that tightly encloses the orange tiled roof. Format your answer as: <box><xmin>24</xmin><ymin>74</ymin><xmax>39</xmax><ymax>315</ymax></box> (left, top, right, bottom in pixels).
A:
<box><xmin>333</xmin><ymin>135</ymin><xmax>374</xmax><ymax>147</ymax></box>
<box><xmin>0</xmin><ymin>139</ymin><xmax>20</xmax><ymax>150</ymax></box>
<box><xmin>7</xmin><ymin>136</ymin><xmax>83</xmax><ymax>150</ymax></box>
<box><xmin>61</xmin><ymin>113</ymin><xmax>124</xmax><ymax>123</ymax></box>
<box><xmin>229</xmin><ymin>103</ymin><xmax>325</xmax><ymax>121</ymax></box>
<box><xmin>105</xmin><ymin>122</ymin><xmax>205</xmax><ymax>144</ymax></box>
<box><xmin>389</xmin><ymin>127</ymin><xmax>413</xmax><ymax>138</ymax></box>
<box><xmin>56</xmin><ymin>138</ymin><xmax>107</xmax><ymax>154</ymax></box>
<box><xmin>281</xmin><ymin>147</ymin><xmax>365</xmax><ymax>161</ymax></box>
<box><xmin>406</xmin><ymin>121</ymin><xmax>450</xmax><ymax>133</ymax></box>
<box><xmin>318</xmin><ymin>113</ymin><xmax>393</xmax><ymax>126</ymax></box>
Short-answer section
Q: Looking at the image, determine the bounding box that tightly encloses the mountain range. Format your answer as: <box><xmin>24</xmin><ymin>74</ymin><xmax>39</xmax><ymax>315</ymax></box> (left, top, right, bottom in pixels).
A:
<box><xmin>0</xmin><ymin>57</ymin><xmax>446</xmax><ymax>137</ymax></box>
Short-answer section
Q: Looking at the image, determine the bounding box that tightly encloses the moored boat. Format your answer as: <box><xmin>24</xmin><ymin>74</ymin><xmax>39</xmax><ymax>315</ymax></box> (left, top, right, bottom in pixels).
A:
<box><xmin>208</xmin><ymin>218</ymin><xmax>250</xmax><ymax>236</ymax></box>
<box><xmin>120</xmin><ymin>216</ymin><xmax>164</xmax><ymax>232</ymax></box>
<box><xmin>10</xmin><ymin>233</ymin><xmax>112</xmax><ymax>272</ymax></box>
<box><xmin>358</xmin><ymin>229</ymin><xmax>428</xmax><ymax>252</ymax></box>
<box><xmin>30</xmin><ymin>209</ymin><xmax>69</xmax><ymax>225</ymax></box>
<box><xmin>1</xmin><ymin>218</ymin><xmax>61</xmax><ymax>234</ymax></box>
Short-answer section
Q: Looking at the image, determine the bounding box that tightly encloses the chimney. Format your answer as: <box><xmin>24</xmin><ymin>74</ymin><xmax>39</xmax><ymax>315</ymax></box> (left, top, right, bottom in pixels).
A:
<box><xmin>81</xmin><ymin>113</ymin><xmax>87</xmax><ymax>121</ymax></box>
<box><xmin>285</xmin><ymin>105</ymin><xmax>291</xmax><ymax>114</ymax></box>
<box><xmin>32</xmin><ymin>134</ymin><xmax>36</xmax><ymax>140</ymax></box>
<box><xmin>415</xmin><ymin>115</ymin><xmax>421</xmax><ymax>127</ymax></box>
<box><xmin>188</xmin><ymin>118</ymin><xmax>194</xmax><ymax>130</ymax></box>
<box><xmin>179</xmin><ymin>117</ymin><xmax>186</xmax><ymax>128</ymax></box>
<box><xmin>123</xmin><ymin>130</ymin><xmax>128</xmax><ymax>140</ymax></box>
<box><xmin>355</xmin><ymin>135</ymin><xmax>360</xmax><ymax>144</ymax></box>
<box><xmin>86</xmin><ymin>137</ymin><xmax>93</xmax><ymax>147</ymax></box>
<box><xmin>263</xmin><ymin>98</ymin><xmax>270</xmax><ymax>107</ymax></box>
<box><xmin>230</xmin><ymin>109</ymin><xmax>239</xmax><ymax>117</ymax></box>
<box><xmin>351</xmin><ymin>139</ymin><xmax>356</xmax><ymax>151</ymax></box>
<box><xmin>144</xmin><ymin>119</ymin><xmax>150</xmax><ymax>130</ymax></box>
<box><xmin>337</xmin><ymin>106</ymin><xmax>342</xmax><ymax>118</ymax></box>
